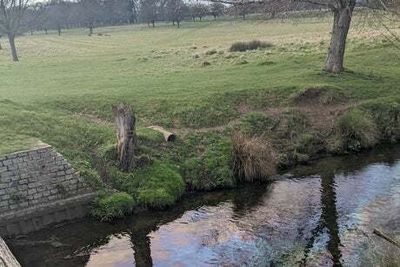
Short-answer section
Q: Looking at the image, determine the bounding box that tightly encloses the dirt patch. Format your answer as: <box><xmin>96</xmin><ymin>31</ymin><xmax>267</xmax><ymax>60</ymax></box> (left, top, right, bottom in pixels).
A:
<box><xmin>291</xmin><ymin>87</ymin><xmax>349</xmax><ymax>106</ymax></box>
<box><xmin>73</xmin><ymin>113</ymin><xmax>113</xmax><ymax>127</ymax></box>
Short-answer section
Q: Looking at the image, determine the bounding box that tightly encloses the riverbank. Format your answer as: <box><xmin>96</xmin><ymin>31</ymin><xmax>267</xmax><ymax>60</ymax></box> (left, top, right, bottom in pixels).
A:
<box><xmin>7</xmin><ymin>144</ymin><xmax>400</xmax><ymax>266</ymax></box>
<box><xmin>0</xmin><ymin>18</ymin><xmax>399</xmax><ymax>219</ymax></box>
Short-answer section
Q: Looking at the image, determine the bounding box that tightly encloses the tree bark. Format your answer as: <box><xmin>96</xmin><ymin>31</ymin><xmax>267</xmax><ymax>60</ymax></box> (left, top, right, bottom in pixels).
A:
<box><xmin>7</xmin><ymin>33</ymin><xmax>19</xmax><ymax>62</ymax></box>
<box><xmin>113</xmin><ymin>104</ymin><xmax>137</xmax><ymax>172</ymax></box>
<box><xmin>325</xmin><ymin>4</ymin><xmax>355</xmax><ymax>73</ymax></box>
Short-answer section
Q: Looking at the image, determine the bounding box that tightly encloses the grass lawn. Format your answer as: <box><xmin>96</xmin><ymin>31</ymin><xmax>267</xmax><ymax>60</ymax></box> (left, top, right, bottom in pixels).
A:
<box><xmin>0</xmin><ymin>16</ymin><xmax>399</xmax><ymax>212</ymax></box>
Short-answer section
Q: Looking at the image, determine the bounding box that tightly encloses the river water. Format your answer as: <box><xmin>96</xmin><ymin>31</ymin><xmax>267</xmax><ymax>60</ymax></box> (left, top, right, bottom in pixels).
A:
<box><xmin>7</xmin><ymin>145</ymin><xmax>400</xmax><ymax>267</ymax></box>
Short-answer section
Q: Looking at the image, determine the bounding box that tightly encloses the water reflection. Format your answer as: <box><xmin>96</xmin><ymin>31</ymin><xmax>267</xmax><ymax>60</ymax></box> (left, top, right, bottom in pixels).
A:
<box><xmin>8</xmin><ymin>145</ymin><xmax>400</xmax><ymax>267</ymax></box>
<box><xmin>301</xmin><ymin>170</ymin><xmax>341</xmax><ymax>267</ymax></box>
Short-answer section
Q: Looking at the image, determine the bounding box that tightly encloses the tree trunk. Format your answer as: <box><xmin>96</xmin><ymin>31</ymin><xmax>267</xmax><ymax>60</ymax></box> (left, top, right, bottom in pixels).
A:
<box><xmin>89</xmin><ymin>25</ymin><xmax>93</xmax><ymax>36</ymax></box>
<box><xmin>44</xmin><ymin>28</ymin><xmax>48</xmax><ymax>35</ymax></box>
<box><xmin>325</xmin><ymin>5</ymin><xmax>355</xmax><ymax>73</ymax></box>
<box><xmin>7</xmin><ymin>33</ymin><xmax>18</xmax><ymax>62</ymax></box>
<box><xmin>177</xmin><ymin>20</ymin><xmax>180</xmax><ymax>28</ymax></box>
<box><xmin>113</xmin><ymin>104</ymin><xmax>136</xmax><ymax>172</ymax></box>
<box><xmin>152</xmin><ymin>20</ymin><xmax>155</xmax><ymax>27</ymax></box>
<box><xmin>58</xmin><ymin>25</ymin><xmax>61</xmax><ymax>36</ymax></box>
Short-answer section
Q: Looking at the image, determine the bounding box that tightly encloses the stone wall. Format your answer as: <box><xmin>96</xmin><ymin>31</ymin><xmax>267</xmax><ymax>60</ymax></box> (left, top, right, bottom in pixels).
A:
<box><xmin>0</xmin><ymin>144</ymin><xmax>96</xmax><ymax>236</ymax></box>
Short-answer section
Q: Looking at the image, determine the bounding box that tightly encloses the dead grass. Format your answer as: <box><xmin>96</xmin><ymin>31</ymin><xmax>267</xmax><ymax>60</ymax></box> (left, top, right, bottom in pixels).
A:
<box><xmin>232</xmin><ymin>133</ymin><xmax>277</xmax><ymax>183</ymax></box>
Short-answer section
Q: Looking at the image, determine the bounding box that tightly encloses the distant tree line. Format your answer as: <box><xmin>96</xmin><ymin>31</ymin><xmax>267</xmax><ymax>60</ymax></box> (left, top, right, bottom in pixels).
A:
<box><xmin>20</xmin><ymin>0</ymin><xmax>230</xmax><ymax>34</ymax></box>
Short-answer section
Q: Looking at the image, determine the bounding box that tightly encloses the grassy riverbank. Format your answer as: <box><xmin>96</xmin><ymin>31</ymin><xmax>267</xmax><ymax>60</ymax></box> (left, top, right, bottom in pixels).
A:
<box><xmin>0</xmin><ymin>17</ymin><xmax>399</xmax><ymax>218</ymax></box>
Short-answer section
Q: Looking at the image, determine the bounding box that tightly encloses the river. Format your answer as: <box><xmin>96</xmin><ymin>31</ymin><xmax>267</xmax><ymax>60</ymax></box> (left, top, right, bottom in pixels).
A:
<box><xmin>7</xmin><ymin>145</ymin><xmax>400</xmax><ymax>267</ymax></box>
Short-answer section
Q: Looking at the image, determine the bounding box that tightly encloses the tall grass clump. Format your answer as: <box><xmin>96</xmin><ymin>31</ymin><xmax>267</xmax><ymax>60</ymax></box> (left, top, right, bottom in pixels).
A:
<box><xmin>91</xmin><ymin>192</ymin><xmax>135</xmax><ymax>221</ymax></box>
<box><xmin>337</xmin><ymin>109</ymin><xmax>379</xmax><ymax>152</ymax></box>
<box><xmin>229</xmin><ymin>40</ymin><xmax>272</xmax><ymax>52</ymax></box>
<box><xmin>232</xmin><ymin>133</ymin><xmax>277</xmax><ymax>183</ymax></box>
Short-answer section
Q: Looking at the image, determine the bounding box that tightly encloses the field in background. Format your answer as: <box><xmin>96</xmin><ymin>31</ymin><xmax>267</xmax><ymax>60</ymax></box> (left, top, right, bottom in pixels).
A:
<box><xmin>0</xmin><ymin>17</ymin><xmax>398</xmax><ymax>156</ymax></box>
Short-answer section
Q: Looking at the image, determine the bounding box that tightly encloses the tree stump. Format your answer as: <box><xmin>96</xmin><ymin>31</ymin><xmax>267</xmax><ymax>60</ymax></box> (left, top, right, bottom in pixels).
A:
<box><xmin>112</xmin><ymin>104</ymin><xmax>137</xmax><ymax>172</ymax></box>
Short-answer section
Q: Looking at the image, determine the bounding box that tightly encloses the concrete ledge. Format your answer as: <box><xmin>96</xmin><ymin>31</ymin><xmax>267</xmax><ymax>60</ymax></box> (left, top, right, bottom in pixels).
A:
<box><xmin>0</xmin><ymin>236</ymin><xmax>21</xmax><ymax>267</ymax></box>
<box><xmin>0</xmin><ymin>192</ymin><xmax>97</xmax><ymax>237</ymax></box>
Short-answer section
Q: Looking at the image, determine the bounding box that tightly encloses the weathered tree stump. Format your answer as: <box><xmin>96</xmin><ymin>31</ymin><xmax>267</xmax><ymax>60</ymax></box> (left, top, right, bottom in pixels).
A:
<box><xmin>112</xmin><ymin>104</ymin><xmax>137</xmax><ymax>172</ymax></box>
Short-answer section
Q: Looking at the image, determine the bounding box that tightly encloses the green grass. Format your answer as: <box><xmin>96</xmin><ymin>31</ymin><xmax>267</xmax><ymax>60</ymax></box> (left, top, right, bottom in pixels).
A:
<box><xmin>0</xmin><ymin>17</ymin><xmax>399</xmax><ymax>209</ymax></box>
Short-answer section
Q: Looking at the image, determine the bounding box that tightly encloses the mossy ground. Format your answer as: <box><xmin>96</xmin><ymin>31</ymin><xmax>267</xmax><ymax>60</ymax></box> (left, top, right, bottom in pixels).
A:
<box><xmin>0</xmin><ymin>16</ymin><xmax>399</xmax><ymax>213</ymax></box>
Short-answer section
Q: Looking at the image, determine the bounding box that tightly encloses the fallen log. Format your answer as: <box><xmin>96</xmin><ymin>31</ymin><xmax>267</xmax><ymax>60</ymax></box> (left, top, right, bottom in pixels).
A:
<box><xmin>373</xmin><ymin>228</ymin><xmax>400</xmax><ymax>248</ymax></box>
<box><xmin>147</xmin><ymin>126</ymin><xmax>176</xmax><ymax>142</ymax></box>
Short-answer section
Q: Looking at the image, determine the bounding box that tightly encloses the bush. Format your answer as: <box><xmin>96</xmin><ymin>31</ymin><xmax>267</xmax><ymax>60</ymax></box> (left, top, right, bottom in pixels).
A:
<box><xmin>337</xmin><ymin>109</ymin><xmax>379</xmax><ymax>152</ymax></box>
<box><xmin>229</xmin><ymin>40</ymin><xmax>273</xmax><ymax>52</ymax></box>
<box><xmin>232</xmin><ymin>133</ymin><xmax>277</xmax><ymax>183</ymax></box>
<box><xmin>91</xmin><ymin>192</ymin><xmax>135</xmax><ymax>221</ymax></box>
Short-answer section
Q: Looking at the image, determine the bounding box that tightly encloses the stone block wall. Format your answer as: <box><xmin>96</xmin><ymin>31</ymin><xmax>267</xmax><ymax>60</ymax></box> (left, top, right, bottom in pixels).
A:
<box><xmin>0</xmin><ymin>144</ymin><xmax>96</xmax><ymax>236</ymax></box>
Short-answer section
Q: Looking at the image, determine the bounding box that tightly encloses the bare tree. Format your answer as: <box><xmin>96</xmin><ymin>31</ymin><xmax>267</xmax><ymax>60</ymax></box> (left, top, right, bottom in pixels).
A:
<box><xmin>140</xmin><ymin>0</ymin><xmax>159</xmax><ymax>27</ymax></box>
<box><xmin>190</xmin><ymin>1</ymin><xmax>209</xmax><ymax>21</ymax></box>
<box><xmin>128</xmin><ymin>0</ymin><xmax>139</xmax><ymax>23</ymax></box>
<box><xmin>210</xmin><ymin>2</ymin><xmax>225</xmax><ymax>19</ymax></box>
<box><xmin>0</xmin><ymin>0</ymin><xmax>30</xmax><ymax>61</ymax></box>
<box><xmin>79</xmin><ymin>0</ymin><xmax>101</xmax><ymax>35</ymax></box>
<box><xmin>166</xmin><ymin>0</ymin><xmax>187</xmax><ymax>27</ymax></box>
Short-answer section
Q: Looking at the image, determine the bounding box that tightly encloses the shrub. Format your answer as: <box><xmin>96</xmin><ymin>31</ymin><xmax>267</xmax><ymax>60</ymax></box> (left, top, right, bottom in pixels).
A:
<box><xmin>229</xmin><ymin>40</ymin><xmax>273</xmax><ymax>52</ymax></box>
<box><xmin>91</xmin><ymin>192</ymin><xmax>135</xmax><ymax>221</ymax></box>
<box><xmin>337</xmin><ymin>109</ymin><xmax>379</xmax><ymax>152</ymax></box>
<box><xmin>232</xmin><ymin>133</ymin><xmax>277</xmax><ymax>183</ymax></box>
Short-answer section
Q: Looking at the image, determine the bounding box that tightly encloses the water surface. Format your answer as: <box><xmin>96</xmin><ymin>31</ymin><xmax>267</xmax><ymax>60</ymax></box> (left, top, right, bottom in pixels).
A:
<box><xmin>8</xmin><ymin>146</ymin><xmax>400</xmax><ymax>266</ymax></box>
